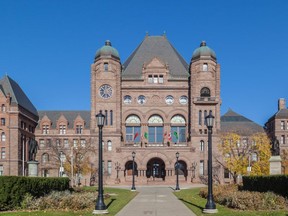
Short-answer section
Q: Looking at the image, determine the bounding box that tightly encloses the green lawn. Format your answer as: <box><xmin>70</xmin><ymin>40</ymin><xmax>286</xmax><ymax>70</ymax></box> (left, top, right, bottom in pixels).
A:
<box><xmin>1</xmin><ymin>187</ymin><xmax>138</xmax><ymax>216</ymax></box>
<box><xmin>174</xmin><ymin>188</ymin><xmax>288</xmax><ymax>216</ymax></box>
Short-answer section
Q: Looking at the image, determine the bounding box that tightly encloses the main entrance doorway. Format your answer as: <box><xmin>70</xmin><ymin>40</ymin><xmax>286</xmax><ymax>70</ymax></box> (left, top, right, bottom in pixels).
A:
<box><xmin>146</xmin><ymin>158</ymin><xmax>166</xmax><ymax>180</ymax></box>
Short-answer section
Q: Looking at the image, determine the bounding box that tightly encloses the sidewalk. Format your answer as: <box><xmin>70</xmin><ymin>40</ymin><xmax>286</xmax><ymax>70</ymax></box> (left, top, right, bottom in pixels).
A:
<box><xmin>115</xmin><ymin>185</ymin><xmax>198</xmax><ymax>216</ymax></box>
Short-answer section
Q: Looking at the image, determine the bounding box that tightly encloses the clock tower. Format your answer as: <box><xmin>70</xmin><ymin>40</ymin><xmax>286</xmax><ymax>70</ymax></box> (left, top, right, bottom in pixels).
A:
<box><xmin>91</xmin><ymin>40</ymin><xmax>122</xmax><ymax>137</ymax></box>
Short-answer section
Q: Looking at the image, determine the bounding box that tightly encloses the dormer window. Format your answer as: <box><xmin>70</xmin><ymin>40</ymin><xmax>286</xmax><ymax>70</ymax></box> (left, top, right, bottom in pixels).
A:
<box><xmin>147</xmin><ymin>74</ymin><xmax>164</xmax><ymax>84</ymax></box>
<box><xmin>76</xmin><ymin>125</ymin><xmax>83</xmax><ymax>134</ymax></box>
<box><xmin>42</xmin><ymin>125</ymin><xmax>49</xmax><ymax>134</ymax></box>
<box><xmin>148</xmin><ymin>75</ymin><xmax>153</xmax><ymax>83</ymax></box>
<box><xmin>203</xmin><ymin>63</ymin><xmax>208</xmax><ymax>71</ymax></box>
<box><xmin>59</xmin><ymin>125</ymin><xmax>66</xmax><ymax>135</ymax></box>
<box><xmin>159</xmin><ymin>75</ymin><xmax>164</xmax><ymax>83</ymax></box>
<box><xmin>104</xmin><ymin>63</ymin><xmax>108</xmax><ymax>71</ymax></box>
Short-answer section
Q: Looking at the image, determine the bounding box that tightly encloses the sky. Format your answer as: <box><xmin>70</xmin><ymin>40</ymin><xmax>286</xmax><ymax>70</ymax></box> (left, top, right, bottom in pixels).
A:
<box><xmin>0</xmin><ymin>0</ymin><xmax>287</xmax><ymax>126</ymax></box>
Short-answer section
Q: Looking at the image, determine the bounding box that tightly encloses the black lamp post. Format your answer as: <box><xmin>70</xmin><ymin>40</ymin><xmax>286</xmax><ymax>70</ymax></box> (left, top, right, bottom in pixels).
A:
<box><xmin>175</xmin><ymin>152</ymin><xmax>180</xmax><ymax>191</ymax></box>
<box><xmin>93</xmin><ymin>110</ymin><xmax>108</xmax><ymax>214</ymax></box>
<box><xmin>131</xmin><ymin>151</ymin><xmax>136</xmax><ymax>191</ymax></box>
<box><xmin>203</xmin><ymin>113</ymin><xmax>218</xmax><ymax>213</ymax></box>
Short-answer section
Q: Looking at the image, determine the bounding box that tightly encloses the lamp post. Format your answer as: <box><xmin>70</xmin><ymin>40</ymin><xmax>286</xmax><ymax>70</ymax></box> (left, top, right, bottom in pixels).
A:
<box><xmin>93</xmin><ymin>110</ymin><xmax>108</xmax><ymax>214</ymax></box>
<box><xmin>203</xmin><ymin>113</ymin><xmax>218</xmax><ymax>213</ymax></box>
<box><xmin>131</xmin><ymin>151</ymin><xmax>136</xmax><ymax>191</ymax></box>
<box><xmin>175</xmin><ymin>152</ymin><xmax>180</xmax><ymax>191</ymax></box>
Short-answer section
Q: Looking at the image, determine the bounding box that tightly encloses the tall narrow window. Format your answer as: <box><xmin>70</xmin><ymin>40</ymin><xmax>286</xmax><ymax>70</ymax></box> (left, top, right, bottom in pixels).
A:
<box><xmin>80</xmin><ymin>139</ymin><xmax>86</xmax><ymax>147</ymax></box>
<box><xmin>199</xmin><ymin>110</ymin><xmax>202</xmax><ymax>125</ymax></box>
<box><xmin>1</xmin><ymin>105</ymin><xmax>5</xmax><ymax>112</ymax></box>
<box><xmin>200</xmin><ymin>140</ymin><xmax>204</xmax><ymax>152</ymax></box>
<box><xmin>0</xmin><ymin>165</ymin><xmax>3</xmax><ymax>176</ymax></box>
<box><xmin>153</xmin><ymin>75</ymin><xmax>158</xmax><ymax>83</ymax></box>
<box><xmin>224</xmin><ymin>168</ymin><xmax>229</xmax><ymax>178</ymax></box>
<box><xmin>46</xmin><ymin>139</ymin><xmax>51</xmax><ymax>148</ymax></box>
<box><xmin>281</xmin><ymin>121</ymin><xmax>285</xmax><ymax>130</ymax></box>
<box><xmin>56</xmin><ymin>139</ymin><xmax>61</xmax><ymax>148</ymax></box>
<box><xmin>42</xmin><ymin>125</ymin><xmax>49</xmax><ymax>134</ymax></box>
<box><xmin>203</xmin><ymin>63</ymin><xmax>208</xmax><ymax>71</ymax></box>
<box><xmin>107</xmin><ymin>140</ymin><xmax>112</xmax><ymax>151</ymax></box>
<box><xmin>104</xmin><ymin>63</ymin><xmax>108</xmax><ymax>71</ymax></box>
<box><xmin>281</xmin><ymin>135</ymin><xmax>285</xmax><ymax>144</ymax></box>
<box><xmin>110</xmin><ymin>110</ymin><xmax>113</xmax><ymax>125</ymax></box>
<box><xmin>204</xmin><ymin>110</ymin><xmax>207</xmax><ymax>125</ymax></box>
<box><xmin>107</xmin><ymin>160</ymin><xmax>112</xmax><ymax>176</ymax></box>
<box><xmin>199</xmin><ymin>160</ymin><xmax>204</xmax><ymax>175</ymax></box>
<box><xmin>1</xmin><ymin>147</ymin><xmax>5</xmax><ymax>159</ymax></box>
<box><xmin>105</xmin><ymin>110</ymin><xmax>108</xmax><ymax>125</ymax></box>
<box><xmin>1</xmin><ymin>118</ymin><xmax>5</xmax><ymax>126</ymax></box>
<box><xmin>1</xmin><ymin>133</ymin><xmax>5</xmax><ymax>142</ymax></box>
<box><xmin>159</xmin><ymin>75</ymin><xmax>164</xmax><ymax>83</ymax></box>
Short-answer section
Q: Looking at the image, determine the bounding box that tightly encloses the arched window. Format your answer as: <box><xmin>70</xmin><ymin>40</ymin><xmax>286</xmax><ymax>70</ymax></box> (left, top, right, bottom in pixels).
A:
<box><xmin>125</xmin><ymin>115</ymin><xmax>141</xmax><ymax>143</ymax></box>
<box><xmin>1</xmin><ymin>104</ymin><xmax>5</xmax><ymax>112</ymax></box>
<box><xmin>200</xmin><ymin>140</ymin><xmax>204</xmax><ymax>152</ymax></box>
<box><xmin>1</xmin><ymin>132</ymin><xmax>5</xmax><ymax>142</ymax></box>
<box><xmin>42</xmin><ymin>153</ymin><xmax>49</xmax><ymax>163</ymax></box>
<box><xmin>199</xmin><ymin>110</ymin><xmax>202</xmax><ymax>125</ymax></box>
<box><xmin>148</xmin><ymin>115</ymin><xmax>164</xmax><ymax>143</ymax></box>
<box><xmin>107</xmin><ymin>140</ymin><xmax>112</xmax><ymax>151</ymax></box>
<box><xmin>170</xmin><ymin>115</ymin><xmax>186</xmax><ymax>144</ymax></box>
<box><xmin>200</xmin><ymin>87</ymin><xmax>210</xmax><ymax>97</ymax></box>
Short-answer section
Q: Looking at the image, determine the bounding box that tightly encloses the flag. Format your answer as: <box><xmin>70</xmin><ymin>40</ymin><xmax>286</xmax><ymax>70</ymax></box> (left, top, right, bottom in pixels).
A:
<box><xmin>144</xmin><ymin>132</ymin><xmax>148</xmax><ymax>139</ymax></box>
<box><xmin>134</xmin><ymin>132</ymin><xmax>139</xmax><ymax>140</ymax></box>
<box><xmin>168</xmin><ymin>132</ymin><xmax>172</xmax><ymax>141</ymax></box>
<box><xmin>173</xmin><ymin>131</ymin><xmax>178</xmax><ymax>139</ymax></box>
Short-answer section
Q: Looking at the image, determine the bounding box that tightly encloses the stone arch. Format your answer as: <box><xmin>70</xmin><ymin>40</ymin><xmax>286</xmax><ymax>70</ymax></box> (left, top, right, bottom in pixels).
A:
<box><xmin>143</xmin><ymin>109</ymin><xmax>167</xmax><ymax>122</ymax></box>
<box><xmin>122</xmin><ymin>109</ymin><xmax>145</xmax><ymax>122</ymax></box>
<box><xmin>141</xmin><ymin>152</ymin><xmax>171</xmax><ymax>169</ymax></box>
<box><xmin>167</xmin><ymin>109</ymin><xmax>188</xmax><ymax>123</ymax></box>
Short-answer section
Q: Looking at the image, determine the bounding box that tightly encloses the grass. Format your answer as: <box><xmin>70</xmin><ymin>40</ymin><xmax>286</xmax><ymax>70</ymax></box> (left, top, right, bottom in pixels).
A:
<box><xmin>174</xmin><ymin>187</ymin><xmax>288</xmax><ymax>216</ymax></box>
<box><xmin>1</xmin><ymin>187</ymin><xmax>138</xmax><ymax>216</ymax></box>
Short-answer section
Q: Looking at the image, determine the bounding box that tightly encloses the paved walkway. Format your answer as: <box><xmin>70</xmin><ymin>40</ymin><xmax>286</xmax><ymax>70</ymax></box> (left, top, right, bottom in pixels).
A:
<box><xmin>115</xmin><ymin>185</ymin><xmax>198</xmax><ymax>216</ymax></box>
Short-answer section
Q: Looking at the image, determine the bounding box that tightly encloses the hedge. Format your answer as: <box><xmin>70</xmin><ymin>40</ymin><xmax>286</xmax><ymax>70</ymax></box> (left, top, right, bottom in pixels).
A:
<box><xmin>242</xmin><ymin>175</ymin><xmax>288</xmax><ymax>198</ymax></box>
<box><xmin>0</xmin><ymin>176</ymin><xmax>70</xmax><ymax>211</ymax></box>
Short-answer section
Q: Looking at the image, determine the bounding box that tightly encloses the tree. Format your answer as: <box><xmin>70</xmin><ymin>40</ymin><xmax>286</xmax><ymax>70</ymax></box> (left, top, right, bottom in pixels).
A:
<box><xmin>49</xmin><ymin>137</ymin><xmax>97</xmax><ymax>185</ymax></box>
<box><xmin>217</xmin><ymin>132</ymin><xmax>271</xmax><ymax>183</ymax></box>
<box><xmin>281</xmin><ymin>149</ymin><xmax>288</xmax><ymax>174</ymax></box>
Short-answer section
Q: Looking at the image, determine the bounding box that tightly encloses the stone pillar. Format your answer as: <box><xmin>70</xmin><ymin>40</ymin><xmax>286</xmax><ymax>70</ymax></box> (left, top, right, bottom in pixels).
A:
<box><xmin>269</xmin><ymin>156</ymin><xmax>282</xmax><ymax>175</ymax></box>
<box><xmin>28</xmin><ymin>161</ymin><xmax>39</xmax><ymax>177</ymax></box>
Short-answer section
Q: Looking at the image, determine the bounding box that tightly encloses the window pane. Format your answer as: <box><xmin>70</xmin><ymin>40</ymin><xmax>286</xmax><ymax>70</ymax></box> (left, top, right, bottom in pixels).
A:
<box><xmin>156</xmin><ymin>126</ymin><xmax>163</xmax><ymax>143</ymax></box>
<box><xmin>179</xmin><ymin>127</ymin><xmax>186</xmax><ymax>142</ymax></box>
<box><xmin>148</xmin><ymin>127</ymin><xmax>155</xmax><ymax>143</ymax></box>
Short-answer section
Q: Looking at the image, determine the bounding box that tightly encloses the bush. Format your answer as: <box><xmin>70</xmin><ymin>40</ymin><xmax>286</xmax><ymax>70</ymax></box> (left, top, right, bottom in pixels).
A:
<box><xmin>0</xmin><ymin>176</ymin><xmax>70</xmax><ymax>211</ymax></box>
<box><xmin>199</xmin><ymin>185</ymin><xmax>287</xmax><ymax>211</ymax></box>
<box><xmin>242</xmin><ymin>175</ymin><xmax>288</xmax><ymax>198</ymax></box>
<box><xmin>21</xmin><ymin>190</ymin><xmax>110</xmax><ymax>211</ymax></box>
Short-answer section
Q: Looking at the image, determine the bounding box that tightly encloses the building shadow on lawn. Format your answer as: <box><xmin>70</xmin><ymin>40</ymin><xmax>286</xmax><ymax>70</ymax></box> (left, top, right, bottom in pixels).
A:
<box><xmin>178</xmin><ymin>198</ymin><xmax>204</xmax><ymax>211</ymax></box>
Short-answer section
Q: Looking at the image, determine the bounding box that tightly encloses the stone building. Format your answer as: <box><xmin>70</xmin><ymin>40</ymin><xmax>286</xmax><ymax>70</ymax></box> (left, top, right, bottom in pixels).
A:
<box><xmin>0</xmin><ymin>75</ymin><xmax>38</xmax><ymax>176</ymax></box>
<box><xmin>265</xmin><ymin>98</ymin><xmax>288</xmax><ymax>152</ymax></box>
<box><xmin>36</xmin><ymin>35</ymin><xmax>222</xmax><ymax>185</ymax></box>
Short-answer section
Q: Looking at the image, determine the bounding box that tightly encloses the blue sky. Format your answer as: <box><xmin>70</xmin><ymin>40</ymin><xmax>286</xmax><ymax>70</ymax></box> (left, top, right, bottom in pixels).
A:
<box><xmin>0</xmin><ymin>0</ymin><xmax>287</xmax><ymax>125</ymax></box>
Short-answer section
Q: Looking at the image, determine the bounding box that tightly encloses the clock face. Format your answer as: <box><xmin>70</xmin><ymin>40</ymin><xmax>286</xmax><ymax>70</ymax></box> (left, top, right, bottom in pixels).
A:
<box><xmin>179</xmin><ymin>95</ymin><xmax>188</xmax><ymax>104</ymax></box>
<box><xmin>137</xmin><ymin>95</ymin><xmax>146</xmax><ymax>104</ymax></box>
<box><xmin>124</xmin><ymin>95</ymin><xmax>132</xmax><ymax>104</ymax></box>
<box><xmin>165</xmin><ymin>95</ymin><xmax>174</xmax><ymax>105</ymax></box>
<box><xmin>99</xmin><ymin>84</ymin><xmax>112</xmax><ymax>99</ymax></box>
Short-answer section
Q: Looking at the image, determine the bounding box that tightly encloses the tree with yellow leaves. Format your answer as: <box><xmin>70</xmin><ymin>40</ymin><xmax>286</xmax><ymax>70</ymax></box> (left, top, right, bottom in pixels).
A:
<box><xmin>217</xmin><ymin>132</ymin><xmax>271</xmax><ymax>183</ymax></box>
<box><xmin>281</xmin><ymin>149</ymin><xmax>288</xmax><ymax>174</ymax></box>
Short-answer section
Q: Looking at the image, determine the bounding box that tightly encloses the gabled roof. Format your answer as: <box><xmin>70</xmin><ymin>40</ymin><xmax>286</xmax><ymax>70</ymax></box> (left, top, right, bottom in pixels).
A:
<box><xmin>122</xmin><ymin>36</ymin><xmax>189</xmax><ymax>80</ymax></box>
<box><xmin>268</xmin><ymin>109</ymin><xmax>288</xmax><ymax>122</ymax></box>
<box><xmin>0</xmin><ymin>75</ymin><xmax>38</xmax><ymax>117</ymax></box>
<box><xmin>221</xmin><ymin>109</ymin><xmax>264</xmax><ymax>136</ymax></box>
<box><xmin>37</xmin><ymin>110</ymin><xmax>91</xmax><ymax>129</ymax></box>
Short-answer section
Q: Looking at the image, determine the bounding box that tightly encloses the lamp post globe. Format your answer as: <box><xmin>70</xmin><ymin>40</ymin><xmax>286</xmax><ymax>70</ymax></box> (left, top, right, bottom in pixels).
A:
<box><xmin>175</xmin><ymin>152</ymin><xmax>180</xmax><ymax>191</ymax></box>
<box><xmin>131</xmin><ymin>151</ymin><xmax>136</xmax><ymax>191</ymax></box>
<box><xmin>203</xmin><ymin>113</ymin><xmax>218</xmax><ymax>213</ymax></box>
<box><xmin>93</xmin><ymin>110</ymin><xmax>108</xmax><ymax>214</ymax></box>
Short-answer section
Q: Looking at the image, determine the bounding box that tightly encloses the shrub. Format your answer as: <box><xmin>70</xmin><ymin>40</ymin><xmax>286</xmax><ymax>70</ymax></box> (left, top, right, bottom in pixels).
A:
<box><xmin>242</xmin><ymin>175</ymin><xmax>288</xmax><ymax>198</ymax></box>
<box><xmin>199</xmin><ymin>185</ymin><xmax>287</xmax><ymax>211</ymax></box>
<box><xmin>0</xmin><ymin>176</ymin><xmax>70</xmax><ymax>211</ymax></box>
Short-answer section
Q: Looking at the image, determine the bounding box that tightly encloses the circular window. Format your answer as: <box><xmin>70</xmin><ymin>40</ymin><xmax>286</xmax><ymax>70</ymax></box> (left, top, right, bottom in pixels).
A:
<box><xmin>165</xmin><ymin>95</ymin><xmax>174</xmax><ymax>105</ymax></box>
<box><xmin>137</xmin><ymin>95</ymin><xmax>146</xmax><ymax>104</ymax></box>
<box><xmin>179</xmin><ymin>96</ymin><xmax>188</xmax><ymax>105</ymax></box>
<box><xmin>124</xmin><ymin>95</ymin><xmax>132</xmax><ymax>104</ymax></box>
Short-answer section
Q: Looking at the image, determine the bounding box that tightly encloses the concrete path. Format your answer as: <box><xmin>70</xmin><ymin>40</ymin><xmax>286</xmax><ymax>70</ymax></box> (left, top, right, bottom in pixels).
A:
<box><xmin>115</xmin><ymin>186</ymin><xmax>197</xmax><ymax>216</ymax></box>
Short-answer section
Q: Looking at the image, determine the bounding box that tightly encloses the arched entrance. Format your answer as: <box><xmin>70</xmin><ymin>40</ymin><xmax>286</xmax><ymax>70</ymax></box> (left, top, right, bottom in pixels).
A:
<box><xmin>146</xmin><ymin>158</ymin><xmax>166</xmax><ymax>180</ymax></box>
<box><xmin>175</xmin><ymin>160</ymin><xmax>188</xmax><ymax>181</ymax></box>
<box><xmin>124</xmin><ymin>160</ymin><xmax>138</xmax><ymax>176</ymax></box>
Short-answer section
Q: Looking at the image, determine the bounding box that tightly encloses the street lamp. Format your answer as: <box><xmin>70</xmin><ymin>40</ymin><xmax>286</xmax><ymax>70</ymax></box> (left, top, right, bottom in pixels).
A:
<box><xmin>131</xmin><ymin>151</ymin><xmax>136</xmax><ymax>191</ymax></box>
<box><xmin>203</xmin><ymin>113</ymin><xmax>218</xmax><ymax>213</ymax></box>
<box><xmin>175</xmin><ymin>152</ymin><xmax>180</xmax><ymax>191</ymax></box>
<box><xmin>59</xmin><ymin>151</ymin><xmax>64</xmax><ymax>177</ymax></box>
<box><xmin>93</xmin><ymin>110</ymin><xmax>108</xmax><ymax>214</ymax></box>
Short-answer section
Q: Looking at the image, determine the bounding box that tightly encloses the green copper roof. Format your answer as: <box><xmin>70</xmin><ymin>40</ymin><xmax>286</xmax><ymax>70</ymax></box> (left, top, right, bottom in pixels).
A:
<box><xmin>95</xmin><ymin>40</ymin><xmax>120</xmax><ymax>60</ymax></box>
<box><xmin>192</xmin><ymin>41</ymin><xmax>216</xmax><ymax>60</ymax></box>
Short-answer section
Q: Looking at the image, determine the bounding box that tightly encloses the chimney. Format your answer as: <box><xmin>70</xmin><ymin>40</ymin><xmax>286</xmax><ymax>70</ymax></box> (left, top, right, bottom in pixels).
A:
<box><xmin>278</xmin><ymin>98</ymin><xmax>286</xmax><ymax>110</ymax></box>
